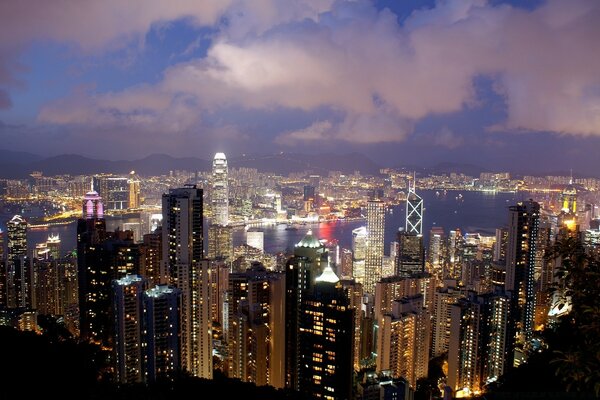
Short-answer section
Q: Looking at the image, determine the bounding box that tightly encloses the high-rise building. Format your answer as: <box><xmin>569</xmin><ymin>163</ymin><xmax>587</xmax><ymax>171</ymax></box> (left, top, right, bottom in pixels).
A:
<box><xmin>505</xmin><ymin>200</ymin><xmax>539</xmax><ymax>354</ymax></box>
<box><xmin>227</xmin><ymin>263</ymin><xmax>285</xmax><ymax>388</ymax></box>
<box><xmin>352</xmin><ymin>227</ymin><xmax>367</xmax><ymax>285</ymax></box>
<box><xmin>357</xmin><ymin>371</ymin><xmax>413</xmax><ymax>400</ymax></box>
<box><xmin>285</xmin><ymin>231</ymin><xmax>328</xmax><ymax>390</ymax></box>
<box><xmin>246</xmin><ymin>230</ymin><xmax>264</xmax><ymax>253</ymax></box>
<box><xmin>113</xmin><ymin>274</ymin><xmax>144</xmax><ymax>384</ymax></box>
<box><xmin>94</xmin><ymin>176</ymin><xmax>130</xmax><ymax>211</ymax></box>
<box><xmin>374</xmin><ymin>274</ymin><xmax>434</xmax><ymax>322</ymax></box>
<box><xmin>340</xmin><ymin>279</ymin><xmax>364</xmax><ymax>372</ymax></box>
<box><xmin>428</xmin><ymin>227</ymin><xmax>445</xmax><ymax>277</ymax></box>
<box><xmin>340</xmin><ymin>248</ymin><xmax>353</xmax><ymax>279</ymax></box>
<box><xmin>395</xmin><ymin>231</ymin><xmax>424</xmax><ymax>277</ymax></box>
<box><xmin>140</xmin><ymin>228</ymin><xmax>162</xmax><ymax>288</ymax></box>
<box><xmin>161</xmin><ymin>185</ymin><xmax>211</xmax><ymax>378</ymax></box>
<box><xmin>212</xmin><ymin>152</ymin><xmax>229</xmax><ymax>226</ymax></box>
<box><xmin>431</xmin><ymin>279</ymin><xmax>467</xmax><ymax>357</ymax></box>
<box><xmin>209</xmin><ymin>259</ymin><xmax>229</xmax><ymax>326</ymax></box>
<box><xmin>560</xmin><ymin>181</ymin><xmax>577</xmax><ymax>214</ymax></box>
<box><xmin>143</xmin><ymin>284</ymin><xmax>181</xmax><ymax>382</ymax></box>
<box><xmin>208</xmin><ymin>224</ymin><xmax>233</xmax><ymax>261</ymax></box>
<box><xmin>6</xmin><ymin>215</ymin><xmax>32</xmax><ymax>309</ymax></box>
<box><xmin>406</xmin><ymin>177</ymin><xmax>423</xmax><ymax>235</ymax></box>
<box><xmin>298</xmin><ymin>265</ymin><xmax>354</xmax><ymax>399</ymax></box>
<box><xmin>493</xmin><ymin>228</ymin><xmax>508</xmax><ymax>263</ymax></box>
<box><xmin>128</xmin><ymin>172</ymin><xmax>141</xmax><ymax>209</ymax></box>
<box><xmin>447</xmin><ymin>291</ymin><xmax>511</xmax><ymax>397</ymax></box>
<box><xmin>365</xmin><ymin>199</ymin><xmax>385</xmax><ymax>294</ymax></box>
<box><xmin>376</xmin><ymin>295</ymin><xmax>430</xmax><ymax>389</ymax></box>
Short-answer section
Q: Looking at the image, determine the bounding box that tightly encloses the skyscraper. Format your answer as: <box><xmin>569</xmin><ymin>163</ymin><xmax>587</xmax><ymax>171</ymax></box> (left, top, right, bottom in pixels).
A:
<box><xmin>406</xmin><ymin>177</ymin><xmax>423</xmax><ymax>235</ymax></box>
<box><xmin>298</xmin><ymin>265</ymin><xmax>354</xmax><ymax>399</ymax></box>
<box><xmin>505</xmin><ymin>200</ymin><xmax>539</xmax><ymax>355</ymax></box>
<box><xmin>352</xmin><ymin>227</ymin><xmax>367</xmax><ymax>285</ymax></box>
<box><xmin>128</xmin><ymin>171</ymin><xmax>141</xmax><ymax>209</ymax></box>
<box><xmin>285</xmin><ymin>231</ymin><xmax>328</xmax><ymax>390</ymax></box>
<box><xmin>212</xmin><ymin>152</ymin><xmax>229</xmax><ymax>227</ymax></box>
<box><xmin>6</xmin><ymin>215</ymin><xmax>32</xmax><ymax>309</ymax></box>
<box><xmin>93</xmin><ymin>176</ymin><xmax>130</xmax><ymax>211</ymax></box>
<box><xmin>227</xmin><ymin>263</ymin><xmax>285</xmax><ymax>388</ymax></box>
<box><xmin>365</xmin><ymin>199</ymin><xmax>385</xmax><ymax>294</ymax></box>
<box><xmin>143</xmin><ymin>284</ymin><xmax>181</xmax><ymax>382</ymax></box>
<box><xmin>113</xmin><ymin>274</ymin><xmax>144</xmax><ymax>384</ymax></box>
<box><xmin>140</xmin><ymin>227</ymin><xmax>162</xmax><ymax>288</ymax></box>
<box><xmin>207</xmin><ymin>224</ymin><xmax>233</xmax><ymax>261</ymax></box>
<box><xmin>161</xmin><ymin>185</ymin><xmax>212</xmax><ymax>378</ymax></box>
<box><xmin>395</xmin><ymin>231</ymin><xmax>425</xmax><ymax>277</ymax></box>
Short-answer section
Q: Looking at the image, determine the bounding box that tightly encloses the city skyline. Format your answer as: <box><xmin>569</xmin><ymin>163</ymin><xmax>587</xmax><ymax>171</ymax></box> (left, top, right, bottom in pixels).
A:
<box><xmin>0</xmin><ymin>0</ymin><xmax>599</xmax><ymax>172</ymax></box>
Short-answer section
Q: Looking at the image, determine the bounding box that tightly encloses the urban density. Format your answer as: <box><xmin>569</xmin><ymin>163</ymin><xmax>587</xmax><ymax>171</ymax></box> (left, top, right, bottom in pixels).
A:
<box><xmin>0</xmin><ymin>1</ymin><xmax>599</xmax><ymax>399</ymax></box>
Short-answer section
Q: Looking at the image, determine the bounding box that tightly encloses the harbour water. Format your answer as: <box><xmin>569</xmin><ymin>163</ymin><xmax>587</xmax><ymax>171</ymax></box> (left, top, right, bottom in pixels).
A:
<box><xmin>2</xmin><ymin>190</ymin><xmax>537</xmax><ymax>257</ymax></box>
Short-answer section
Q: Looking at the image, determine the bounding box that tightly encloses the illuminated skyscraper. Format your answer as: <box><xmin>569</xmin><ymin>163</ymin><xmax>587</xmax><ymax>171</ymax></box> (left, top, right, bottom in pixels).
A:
<box><xmin>212</xmin><ymin>152</ymin><xmax>229</xmax><ymax>226</ymax></box>
<box><xmin>161</xmin><ymin>185</ymin><xmax>212</xmax><ymax>378</ymax></box>
<box><xmin>432</xmin><ymin>280</ymin><xmax>467</xmax><ymax>357</ymax></box>
<box><xmin>505</xmin><ymin>200</ymin><xmax>539</xmax><ymax>355</ymax></box>
<box><xmin>208</xmin><ymin>224</ymin><xmax>233</xmax><ymax>261</ymax></box>
<box><xmin>0</xmin><ymin>230</ymin><xmax>6</xmax><ymax>307</ymax></box>
<box><xmin>352</xmin><ymin>227</ymin><xmax>367</xmax><ymax>285</ymax></box>
<box><xmin>560</xmin><ymin>180</ymin><xmax>577</xmax><ymax>214</ymax></box>
<box><xmin>340</xmin><ymin>248</ymin><xmax>353</xmax><ymax>279</ymax></box>
<box><xmin>285</xmin><ymin>231</ymin><xmax>328</xmax><ymax>390</ymax></box>
<box><xmin>447</xmin><ymin>291</ymin><xmax>511</xmax><ymax>397</ymax></box>
<box><xmin>298</xmin><ymin>265</ymin><xmax>354</xmax><ymax>399</ymax></box>
<box><xmin>128</xmin><ymin>171</ymin><xmax>141</xmax><ymax>209</ymax></box>
<box><xmin>94</xmin><ymin>176</ymin><xmax>129</xmax><ymax>211</ymax></box>
<box><xmin>140</xmin><ymin>228</ymin><xmax>162</xmax><ymax>288</ymax></box>
<box><xmin>143</xmin><ymin>284</ymin><xmax>181</xmax><ymax>382</ymax></box>
<box><xmin>396</xmin><ymin>231</ymin><xmax>424</xmax><ymax>277</ymax></box>
<box><xmin>6</xmin><ymin>215</ymin><xmax>31</xmax><ymax>309</ymax></box>
<box><xmin>227</xmin><ymin>263</ymin><xmax>285</xmax><ymax>388</ymax></box>
<box><xmin>365</xmin><ymin>199</ymin><xmax>385</xmax><ymax>294</ymax></box>
<box><xmin>428</xmin><ymin>227</ymin><xmax>445</xmax><ymax>276</ymax></box>
<box><xmin>376</xmin><ymin>295</ymin><xmax>430</xmax><ymax>389</ymax></box>
<box><xmin>406</xmin><ymin>176</ymin><xmax>423</xmax><ymax>235</ymax></box>
<box><xmin>113</xmin><ymin>274</ymin><xmax>144</xmax><ymax>384</ymax></box>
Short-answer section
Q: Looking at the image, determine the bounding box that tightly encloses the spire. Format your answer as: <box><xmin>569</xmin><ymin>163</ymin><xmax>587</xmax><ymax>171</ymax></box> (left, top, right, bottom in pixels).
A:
<box><xmin>569</xmin><ymin>168</ymin><xmax>573</xmax><ymax>185</ymax></box>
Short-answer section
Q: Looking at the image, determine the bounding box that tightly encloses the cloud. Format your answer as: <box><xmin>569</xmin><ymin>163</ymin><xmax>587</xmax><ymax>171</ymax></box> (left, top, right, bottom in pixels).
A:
<box><xmin>13</xmin><ymin>0</ymin><xmax>600</xmax><ymax>148</ymax></box>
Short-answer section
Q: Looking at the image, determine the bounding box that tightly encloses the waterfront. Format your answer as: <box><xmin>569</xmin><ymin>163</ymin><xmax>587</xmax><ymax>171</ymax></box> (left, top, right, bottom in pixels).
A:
<box><xmin>1</xmin><ymin>190</ymin><xmax>541</xmax><ymax>257</ymax></box>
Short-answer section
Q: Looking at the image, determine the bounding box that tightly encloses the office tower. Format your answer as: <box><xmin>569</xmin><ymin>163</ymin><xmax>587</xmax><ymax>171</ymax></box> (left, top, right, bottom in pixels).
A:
<box><xmin>94</xmin><ymin>176</ymin><xmax>130</xmax><ymax>211</ymax></box>
<box><xmin>365</xmin><ymin>198</ymin><xmax>385</xmax><ymax>294</ymax></box>
<box><xmin>298</xmin><ymin>265</ymin><xmax>354</xmax><ymax>399</ymax></box>
<box><xmin>352</xmin><ymin>227</ymin><xmax>367</xmax><ymax>285</ymax></box>
<box><xmin>493</xmin><ymin>228</ymin><xmax>508</xmax><ymax>262</ymax></box>
<box><xmin>395</xmin><ymin>231</ymin><xmax>425</xmax><ymax>277</ymax></box>
<box><xmin>505</xmin><ymin>200</ymin><xmax>540</xmax><ymax>352</ymax></box>
<box><xmin>447</xmin><ymin>291</ymin><xmax>511</xmax><ymax>397</ymax></box>
<box><xmin>357</xmin><ymin>371</ymin><xmax>413</xmax><ymax>400</ymax></box>
<box><xmin>128</xmin><ymin>172</ymin><xmax>141</xmax><ymax>209</ymax></box>
<box><xmin>113</xmin><ymin>274</ymin><xmax>144</xmax><ymax>384</ymax></box>
<box><xmin>376</xmin><ymin>295</ymin><xmax>430</xmax><ymax>389</ymax></box>
<box><xmin>340</xmin><ymin>248</ymin><xmax>353</xmax><ymax>279</ymax></box>
<box><xmin>140</xmin><ymin>227</ymin><xmax>162</xmax><ymax>288</ymax></box>
<box><xmin>246</xmin><ymin>230</ymin><xmax>264</xmax><ymax>252</ymax></box>
<box><xmin>212</xmin><ymin>152</ymin><xmax>229</xmax><ymax>226</ymax></box>
<box><xmin>227</xmin><ymin>263</ymin><xmax>285</xmax><ymax>388</ymax></box>
<box><xmin>6</xmin><ymin>215</ymin><xmax>32</xmax><ymax>309</ymax></box>
<box><xmin>406</xmin><ymin>177</ymin><xmax>423</xmax><ymax>235</ymax></box>
<box><xmin>285</xmin><ymin>231</ymin><xmax>328</xmax><ymax>390</ymax></box>
<box><xmin>340</xmin><ymin>279</ymin><xmax>364</xmax><ymax>372</ymax></box>
<box><xmin>210</xmin><ymin>259</ymin><xmax>229</xmax><ymax>326</ymax></box>
<box><xmin>431</xmin><ymin>280</ymin><xmax>467</xmax><ymax>357</ymax></box>
<box><xmin>446</xmin><ymin>229</ymin><xmax>463</xmax><ymax>279</ymax></box>
<box><xmin>161</xmin><ymin>185</ymin><xmax>211</xmax><ymax>378</ymax></box>
<box><xmin>208</xmin><ymin>224</ymin><xmax>233</xmax><ymax>261</ymax></box>
<box><xmin>560</xmin><ymin>180</ymin><xmax>577</xmax><ymax>214</ymax></box>
<box><xmin>428</xmin><ymin>227</ymin><xmax>445</xmax><ymax>277</ymax></box>
<box><xmin>34</xmin><ymin>257</ymin><xmax>59</xmax><ymax>315</ymax></box>
<box><xmin>143</xmin><ymin>285</ymin><xmax>181</xmax><ymax>382</ymax></box>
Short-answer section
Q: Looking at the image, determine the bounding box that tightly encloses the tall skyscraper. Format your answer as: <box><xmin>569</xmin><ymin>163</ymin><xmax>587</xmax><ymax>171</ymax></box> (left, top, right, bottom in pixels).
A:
<box><xmin>376</xmin><ymin>295</ymin><xmax>430</xmax><ymax>389</ymax></box>
<box><xmin>447</xmin><ymin>291</ymin><xmax>511</xmax><ymax>397</ymax></box>
<box><xmin>365</xmin><ymin>199</ymin><xmax>385</xmax><ymax>294</ymax></box>
<box><xmin>128</xmin><ymin>171</ymin><xmax>141</xmax><ymax>209</ymax></box>
<box><xmin>227</xmin><ymin>263</ymin><xmax>285</xmax><ymax>388</ymax></box>
<box><xmin>395</xmin><ymin>231</ymin><xmax>425</xmax><ymax>277</ymax></box>
<box><xmin>505</xmin><ymin>200</ymin><xmax>539</xmax><ymax>355</ymax></box>
<box><xmin>0</xmin><ymin>229</ymin><xmax>6</xmax><ymax>307</ymax></box>
<box><xmin>140</xmin><ymin>227</ymin><xmax>162</xmax><ymax>288</ymax></box>
<box><xmin>432</xmin><ymin>280</ymin><xmax>467</xmax><ymax>357</ymax></box>
<box><xmin>298</xmin><ymin>265</ymin><xmax>354</xmax><ymax>399</ymax></box>
<box><xmin>113</xmin><ymin>274</ymin><xmax>144</xmax><ymax>384</ymax></box>
<box><xmin>285</xmin><ymin>231</ymin><xmax>328</xmax><ymax>390</ymax></box>
<box><xmin>212</xmin><ymin>152</ymin><xmax>229</xmax><ymax>227</ymax></box>
<box><xmin>207</xmin><ymin>224</ymin><xmax>233</xmax><ymax>261</ymax></box>
<box><xmin>406</xmin><ymin>177</ymin><xmax>423</xmax><ymax>235</ymax></box>
<box><xmin>6</xmin><ymin>215</ymin><xmax>32</xmax><ymax>309</ymax></box>
<box><xmin>352</xmin><ymin>227</ymin><xmax>367</xmax><ymax>285</ymax></box>
<box><xmin>93</xmin><ymin>176</ymin><xmax>130</xmax><ymax>211</ymax></box>
<box><xmin>143</xmin><ymin>284</ymin><xmax>182</xmax><ymax>382</ymax></box>
<box><xmin>428</xmin><ymin>227</ymin><xmax>445</xmax><ymax>277</ymax></box>
<box><xmin>161</xmin><ymin>185</ymin><xmax>212</xmax><ymax>378</ymax></box>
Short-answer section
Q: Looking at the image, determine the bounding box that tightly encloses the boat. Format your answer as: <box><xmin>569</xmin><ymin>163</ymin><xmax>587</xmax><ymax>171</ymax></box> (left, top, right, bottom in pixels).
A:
<box><xmin>285</xmin><ymin>225</ymin><xmax>298</xmax><ymax>231</ymax></box>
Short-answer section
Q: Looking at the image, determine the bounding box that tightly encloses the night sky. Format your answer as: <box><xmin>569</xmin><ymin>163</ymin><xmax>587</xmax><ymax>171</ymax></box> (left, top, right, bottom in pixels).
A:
<box><xmin>0</xmin><ymin>0</ymin><xmax>599</xmax><ymax>173</ymax></box>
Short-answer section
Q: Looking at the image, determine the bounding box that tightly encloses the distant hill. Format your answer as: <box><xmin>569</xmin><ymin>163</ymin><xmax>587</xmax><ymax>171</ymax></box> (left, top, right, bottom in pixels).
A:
<box><xmin>0</xmin><ymin>151</ymin><xmax>381</xmax><ymax>178</ymax></box>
